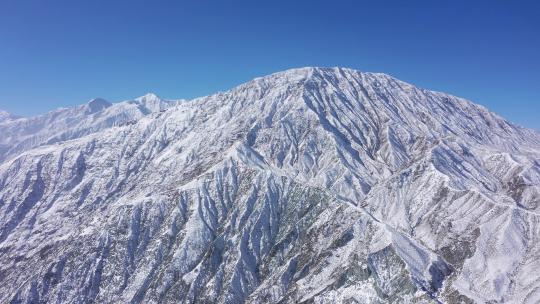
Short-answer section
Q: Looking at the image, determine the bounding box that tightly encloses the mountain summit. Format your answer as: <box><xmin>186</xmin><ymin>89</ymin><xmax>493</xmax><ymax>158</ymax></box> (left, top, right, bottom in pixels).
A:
<box><xmin>0</xmin><ymin>109</ymin><xmax>19</xmax><ymax>121</ymax></box>
<box><xmin>1</xmin><ymin>67</ymin><xmax>539</xmax><ymax>303</ymax></box>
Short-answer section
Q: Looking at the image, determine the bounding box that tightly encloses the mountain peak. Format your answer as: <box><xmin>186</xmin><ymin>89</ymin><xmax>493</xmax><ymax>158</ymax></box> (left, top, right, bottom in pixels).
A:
<box><xmin>253</xmin><ymin>66</ymin><xmax>343</xmax><ymax>81</ymax></box>
<box><xmin>0</xmin><ymin>109</ymin><xmax>20</xmax><ymax>121</ymax></box>
<box><xmin>242</xmin><ymin>66</ymin><xmax>397</xmax><ymax>95</ymax></box>
<box><xmin>0</xmin><ymin>109</ymin><xmax>10</xmax><ymax>117</ymax></box>
<box><xmin>136</xmin><ymin>92</ymin><xmax>161</xmax><ymax>102</ymax></box>
<box><xmin>85</xmin><ymin>98</ymin><xmax>112</xmax><ymax>113</ymax></box>
<box><xmin>259</xmin><ymin>66</ymin><xmax>391</xmax><ymax>81</ymax></box>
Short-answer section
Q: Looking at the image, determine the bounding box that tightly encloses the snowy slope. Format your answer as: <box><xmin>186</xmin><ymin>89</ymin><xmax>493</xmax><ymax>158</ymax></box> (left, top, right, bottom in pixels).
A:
<box><xmin>0</xmin><ymin>67</ymin><xmax>539</xmax><ymax>303</ymax></box>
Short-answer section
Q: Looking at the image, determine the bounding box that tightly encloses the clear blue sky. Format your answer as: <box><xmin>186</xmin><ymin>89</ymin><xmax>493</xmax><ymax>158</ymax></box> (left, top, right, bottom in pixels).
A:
<box><xmin>1</xmin><ymin>0</ymin><xmax>539</xmax><ymax>129</ymax></box>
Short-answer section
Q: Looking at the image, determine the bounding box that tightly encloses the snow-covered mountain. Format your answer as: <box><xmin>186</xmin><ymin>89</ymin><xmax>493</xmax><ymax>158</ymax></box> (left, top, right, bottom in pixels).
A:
<box><xmin>0</xmin><ymin>110</ymin><xmax>21</xmax><ymax>122</ymax></box>
<box><xmin>0</xmin><ymin>67</ymin><xmax>539</xmax><ymax>303</ymax></box>
<box><xmin>0</xmin><ymin>93</ymin><xmax>180</xmax><ymax>163</ymax></box>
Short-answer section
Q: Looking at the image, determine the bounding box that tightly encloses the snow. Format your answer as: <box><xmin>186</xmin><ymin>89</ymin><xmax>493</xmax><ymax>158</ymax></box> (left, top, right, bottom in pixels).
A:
<box><xmin>0</xmin><ymin>67</ymin><xmax>539</xmax><ymax>303</ymax></box>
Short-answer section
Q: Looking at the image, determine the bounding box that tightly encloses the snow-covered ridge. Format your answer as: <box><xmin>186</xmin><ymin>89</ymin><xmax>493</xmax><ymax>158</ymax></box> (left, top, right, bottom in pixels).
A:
<box><xmin>0</xmin><ymin>93</ymin><xmax>182</xmax><ymax>162</ymax></box>
<box><xmin>0</xmin><ymin>67</ymin><xmax>539</xmax><ymax>303</ymax></box>
<box><xmin>0</xmin><ymin>109</ymin><xmax>20</xmax><ymax>121</ymax></box>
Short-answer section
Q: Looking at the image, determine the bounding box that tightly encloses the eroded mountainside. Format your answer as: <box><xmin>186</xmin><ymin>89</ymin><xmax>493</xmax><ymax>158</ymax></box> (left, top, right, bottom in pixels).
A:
<box><xmin>1</xmin><ymin>67</ymin><xmax>539</xmax><ymax>303</ymax></box>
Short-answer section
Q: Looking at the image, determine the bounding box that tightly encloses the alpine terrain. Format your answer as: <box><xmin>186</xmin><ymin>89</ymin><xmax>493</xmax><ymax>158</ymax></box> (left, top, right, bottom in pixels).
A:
<box><xmin>1</xmin><ymin>67</ymin><xmax>539</xmax><ymax>303</ymax></box>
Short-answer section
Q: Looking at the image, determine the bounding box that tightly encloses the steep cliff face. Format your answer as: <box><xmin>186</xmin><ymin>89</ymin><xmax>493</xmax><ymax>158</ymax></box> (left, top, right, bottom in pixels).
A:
<box><xmin>1</xmin><ymin>67</ymin><xmax>539</xmax><ymax>303</ymax></box>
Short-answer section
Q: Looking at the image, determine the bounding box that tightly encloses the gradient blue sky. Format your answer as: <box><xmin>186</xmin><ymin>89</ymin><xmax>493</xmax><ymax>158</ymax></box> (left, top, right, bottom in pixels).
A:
<box><xmin>1</xmin><ymin>0</ymin><xmax>539</xmax><ymax>129</ymax></box>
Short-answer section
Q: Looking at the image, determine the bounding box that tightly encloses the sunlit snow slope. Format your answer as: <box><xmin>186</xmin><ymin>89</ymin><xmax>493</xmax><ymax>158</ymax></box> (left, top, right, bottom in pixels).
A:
<box><xmin>1</xmin><ymin>67</ymin><xmax>539</xmax><ymax>303</ymax></box>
